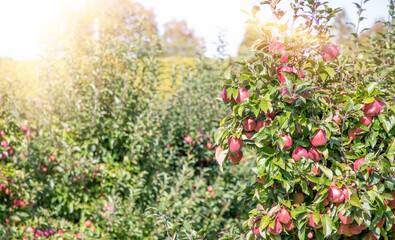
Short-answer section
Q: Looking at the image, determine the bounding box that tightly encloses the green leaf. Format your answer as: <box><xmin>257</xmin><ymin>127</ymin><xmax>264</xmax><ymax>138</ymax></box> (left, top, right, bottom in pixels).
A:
<box><xmin>319</xmin><ymin>165</ymin><xmax>333</xmax><ymax>180</ymax></box>
<box><xmin>347</xmin><ymin>194</ymin><xmax>362</xmax><ymax>208</ymax></box>
<box><xmin>260</xmin><ymin>215</ymin><xmax>271</xmax><ymax>229</ymax></box>
<box><xmin>321</xmin><ymin>214</ymin><xmax>333</xmax><ymax>237</ymax></box>
<box><xmin>367</xmin><ymin>82</ymin><xmax>378</xmax><ymax>96</ymax></box>
<box><xmin>259</xmin><ymin>99</ymin><xmax>269</xmax><ymax>113</ymax></box>
<box><xmin>324</xmin><ymin>67</ymin><xmax>336</xmax><ymax>78</ymax></box>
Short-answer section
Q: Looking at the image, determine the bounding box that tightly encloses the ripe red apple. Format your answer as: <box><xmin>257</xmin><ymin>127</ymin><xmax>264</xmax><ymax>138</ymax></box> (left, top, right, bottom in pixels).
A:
<box><xmin>350</xmin><ymin>225</ymin><xmax>362</xmax><ymax>235</ymax></box>
<box><xmin>49</xmin><ymin>155</ymin><xmax>56</xmax><ymax>162</ymax></box>
<box><xmin>255</xmin><ymin>120</ymin><xmax>270</xmax><ymax>132</ymax></box>
<box><xmin>360</xmin><ymin>116</ymin><xmax>373</xmax><ymax>126</ymax></box>
<box><xmin>338</xmin><ymin>224</ymin><xmax>350</xmax><ymax>235</ymax></box>
<box><xmin>362</xmin><ymin>100</ymin><xmax>381</xmax><ymax>117</ymax></box>
<box><xmin>308</xmin><ymin>147</ymin><xmax>322</xmax><ymax>161</ymax></box>
<box><xmin>284</xmin><ymin>220</ymin><xmax>295</xmax><ymax>231</ymax></box>
<box><xmin>236</xmin><ymin>88</ymin><xmax>249</xmax><ymax>103</ymax></box>
<box><xmin>1</xmin><ymin>140</ymin><xmax>9</xmax><ymax>148</ymax></box>
<box><xmin>228</xmin><ymin>136</ymin><xmax>243</xmax><ymax>153</ymax></box>
<box><xmin>184</xmin><ymin>135</ymin><xmax>194</xmax><ymax>146</ymax></box>
<box><xmin>243</xmin><ymin>117</ymin><xmax>256</xmax><ymax>131</ymax></box>
<box><xmin>268</xmin><ymin>218</ymin><xmax>283</xmax><ymax>235</ymax></box>
<box><xmin>298</xmin><ymin>69</ymin><xmax>305</xmax><ymax>78</ymax></box>
<box><xmin>252</xmin><ymin>218</ymin><xmax>262</xmax><ymax>236</ymax></box>
<box><xmin>321</xmin><ymin>44</ymin><xmax>340</xmax><ymax>62</ymax></box>
<box><xmin>388</xmin><ymin>192</ymin><xmax>395</xmax><ymax>209</ymax></box>
<box><xmin>332</xmin><ymin>110</ymin><xmax>342</xmax><ymax>124</ymax></box>
<box><xmin>293</xmin><ymin>192</ymin><xmax>305</xmax><ymax>203</ymax></box>
<box><xmin>308</xmin><ymin>214</ymin><xmax>322</xmax><ymax>228</ymax></box>
<box><xmin>353</xmin><ymin>158</ymin><xmax>365</xmax><ymax>172</ymax></box>
<box><xmin>310</xmin><ymin>129</ymin><xmax>327</xmax><ymax>147</ymax></box>
<box><xmin>255</xmin><ymin>174</ymin><xmax>266</xmax><ymax>184</ymax></box>
<box><xmin>323</xmin><ymin>197</ymin><xmax>329</xmax><ymax>206</ymax></box>
<box><xmin>277</xmin><ymin>208</ymin><xmax>292</xmax><ymax>224</ymax></box>
<box><xmin>377</xmin><ymin>218</ymin><xmax>384</xmax><ymax>228</ymax></box>
<box><xmin>269</xmin><ymin>42</ymin><xmax>288</xmax><ymax>63</ymax></box>
<box><xmin>20</xmin><ymin>124</ymin><xmax>28</xmax><ymax>132</ymax></box>
<box><xmin>292</xmin><ymin>147</ymin><xmax>308</xmax><ymax>162</ymax></box>
<box><xmin>228</xmin><ymin>151</ymin><xmax>243</xmax><ymax>163</ymax></box>
<box><xmin>277</xmin><ymin>66</ymin><xmax>294</xmax><ymax>84</ymax></box>
<box><xmin>279</xmin><ymin>135</ymin><xmax>292</xmax><ymax>151</ymax></box>
<box><xmin>307</xmin><ymin>231</ymin><xmax>314</xmax><ymax>238</ymax></box>
<box><xmin>221</xmin><ymin>87</ymin><xmax>233</xmax><ymax>103</ymax></box>
<box><xmin>348</xmin><ymin>128</ymin><xmax>363</xmax><ymax>140</ymax></box>
<box><xmin>341</xmin><ymin>186</ymin><xmax>350</xmax><ymax>200</ymax></box>
<box><xmin>339</xmin><ymin>208</ymin><xmax>353</xmax><ymax>224</ymax></box>
<box><xmin>0</xmin><ymin>130</ymin><xmax>5</xmax><ymax>137</ymax></box>
<box><xmin>280</xmin><ymin>87</ymin><xmax>297</xmax><ymax>103</ymax></box>
<box><xmin>243</xmin><ymin>131</ymin><xmax>254</xmax><ymax>139</ymax></box>
<box><xmin>207</xmin><ymin>185</ymin><xmax>213</xmax><ymax>192</ymax></box>
<box><xmin>378</xmin><ymin>100</ymin><xmax>387</xmax><ymax>113</ymax></box>
<box><xmin>265</xmin><ymin>111</ymin><xmax>276</xmax><ymax>120</ymax></box>
<box><xmin>7</xmin><ymin>148</ymin><xmax>13</xmax><ymax>155</ymax></box>
<box><xmin>328</xmin><ymin>185</ymin><xmax>345</xmax><ymax>203</ymax></box>
<box><xmin>206</xmin><ymin>142</ymin><xmax>213</xmax><ymax>149</ymax></box>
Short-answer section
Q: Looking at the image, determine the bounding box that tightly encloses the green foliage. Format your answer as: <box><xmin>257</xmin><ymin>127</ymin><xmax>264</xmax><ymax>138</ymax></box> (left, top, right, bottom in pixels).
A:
<box><xmin>216</xmin><ymin>0</ymin><xmax>395</xmax><ymax>239</ymax></box>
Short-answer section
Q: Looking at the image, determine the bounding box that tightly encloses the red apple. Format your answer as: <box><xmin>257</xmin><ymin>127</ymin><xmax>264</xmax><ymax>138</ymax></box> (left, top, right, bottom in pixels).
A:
<box><xmin>228</xmin><ymin>151</ymin><xmax>243</xmax><ymax>163</ymax></box>
<box><xmin>378</xmin><ymin>100</ymin><xmax>387</xmax><ymax>113</ymax></box>
<box><xmin>49</xmin><ymin>155</ymin><xmax>56</xmax><ymax>162</ymax></box>
<box><xmin>328</xmin><ymin>185</ymin><xmax>345</xmax><ymax>203</ymax></box>
<box><xmin>348</xmin><ymin>128</ymin><xmax>363</xmax><ymax>140</ymax></box>
<box><xmin>360</xmin><ymin>116</ymin><xmax>373</xmax><ymax>126</ymax></box>
<box><xmin>1</xmin><ymin>140</ymin><xmax>9</xmax><ymax>148</ymax></box>
<box><xmin>269</xmin><ymin>42</ymin><xmax>288</xmax><ymax>63</ymax></box>
<box><xmin>362</xmin><ymin>100</ymin><xmax>381</xmax><ymax>117</ymax></box>
<box><xmin>298</xmin><ymin>69</ymin><xmax>305</xmax><ymax>78</ymax></box>
<box><xmin>244</xmin><ymin>131</ymin><xmax>254</xmax><ymax>139</ymax></box>
<box><xmin>277</xmin><ymin>66</ymin><xmax>294</xmax><ymax>84</ymax></box>
<box><xmin>20</xmin><ymin>124</ymin><xmax>28</xmax><ymax>132</ymax></box>
<box><xmin>307</xmin><ymin>231</ymin><xmax>314</xmax><ymax>238</ymax></box>
<box><xmin>278</xmin><ymin>208</ymin><xmax>292</xmax><ymax>224</ymax></box>
<box><xmin>252</xmin><ymin>218</ymin><xmax>262</xmax><ymax>236</ymax></box>
<box><xmin>338</xmin><ymin>224</ymin><xmax>350</xmax><ymax>235</ymax></box>
<box><xmin>268</xmin><ymin>218</ymin><xmax>283</xmax><ymax>235</ymax></box>
<box><xmin>332</xmin><ymin>110</ymin><xmax>342</xmax><ymax>124</ymax></box>
<box><xmin>312</xmin><ymin>163</ymin><xmax>320</xmax><ymax>176</ymax></box>
<box><xmin>353</xmin><ymin>158</ymin><xmax>365</xmax><ymax>172</ymax></box>
<box><xmin>377</xmin><ymin>218</ymin><xmax>384</xmax><ymax>228</ymax></box>
<box><xmin>321</xmin><ymin>44</ymin><xmax>340</xmax><ymax>62</ymax></box>
<box><xmin>207</xmin><ymin>185</ymin><xmax>213</xmax><ymax>192</ymax></box>
<box><xmin>265</xmin><ymin>111</ymin><xmax>276</xmax><ymax>120</ymax></box>
<box><xmin>279</xmin><ymin>135</ymin><xmax>292</xmax><ymax>151</ymax></box>
<box><xmin>350</xmin><ymin>225</ymin><xmax>362</xmax><ymax>235</ymax></box>
<box><xmin>228</xmin><ymin>136</ymin><xmax>243</xmax><ymax>153</ymax></box>
<box><xmin>221</xmin><ymin>87</ymin><xmax>233</xmax><ymax>103</ymax></box>
<box><xmin>236</xmin><ymin>88</ymin><xmax>249</xmax><ymax>103</ymax></box>
<box><xmin>280</xmin><ymin>87</ymin><xmax>297</xmax><ymax>103</ymax></box>
<box><xmin>255</xmin><ymin>174</ymin><xmax>266</xmax><ymax>184</ymax></box>
<box><xmin>308</xmin><ymin>147</ymin><xmax>322</xmax><ymax>161</ymax></box>
<box><xmin>308</xmin><ymin>214</ymin><xmax>322</xmax><ymax>228</ymax></box>
<box><xmin>255</xmin><ymin>120</ymin><xmax>270</xmax><ymax>132</ymax></box>
<box><xmin>339</xmin><ymin>208</ymin><xmax>353</xmax><ymax>224</ymax></box>
<box><xmin>184</xmin><ymin>135</ymin><xmax>194</xmax><ymax>146</ymax></box>
<box><xmin>243</xmin><ymin>117</ymin><xmax>256</xmax><ymax>131</ymax></box>
<box><xmin>341</xmin><ymin>186</ymin><xmax>350</xmax><ymax>200</ymax></box>
<box><xmin>206</xmin><ymin>142</ymin><xmax>213</xmax><ymax>149</ymax></box>
<box><xmin>292</xmin><ymin>147</ymin><xmax>308</xmax><ymax>162</ymax></box>
<box><xmin>365</xmin><ymin>231</ymin><xmax>377</xmax><ymax>240</ymax></box>
<box><xmin>310</xmin><ymin>129</ymin><xmax>327</xmax><ymax>147</ymax></box>
<box><xmin>0</xmin><ymin>130</ymin><xmax>5</xmax><ymax>137</ymax></box>
<box><xmin>284</xmin><ymin>220</ymin><xmax>295</xmax><ymax>231</ymax></box>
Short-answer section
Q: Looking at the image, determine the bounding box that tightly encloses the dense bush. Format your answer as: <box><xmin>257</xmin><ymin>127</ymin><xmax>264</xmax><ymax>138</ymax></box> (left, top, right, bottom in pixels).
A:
<box><xmin>216</xmin><ymin>1</ymin><xmax>394</xmax><ymax>240</ymax></box>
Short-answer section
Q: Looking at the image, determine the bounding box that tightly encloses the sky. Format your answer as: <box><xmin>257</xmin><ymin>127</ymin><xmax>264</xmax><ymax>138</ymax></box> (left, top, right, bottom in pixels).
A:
<box><xmin>0</xmin><ymin>0</ymin><xmax>390</xmax><ymax>60</ymax></box>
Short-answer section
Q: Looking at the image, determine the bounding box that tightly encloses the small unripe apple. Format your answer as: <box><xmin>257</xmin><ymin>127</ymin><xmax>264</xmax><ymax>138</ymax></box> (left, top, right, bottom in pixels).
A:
<box><xmin>243</xmin><ymin>117</ymin><xmax>256</xmax><ymax>131</ymax></box>
<box><xmin>321</xmin><ymin>44</ymin><xmax>340</xmax><ymax>62</ymax></box>
<box><xmin>348</xmin><ymin>128</ymin><xmax>363</xmax><ymax>140</ymax></box>
<box><xmin>279</xmin><ymin>135</ymin><xmax>292</xmax><ymax>151</ymax></box>
<box><xmin>339</xmin><ymin>208</ymin><xmax>353</xmax><ymax>224</ymax></box>
<box><xmin>228</xmin><ymin>151</ymin><xmax>243</xmax><ymax>163</ymax></box>
<box><xmin>277</xmin><ymin>207</ymin><xmax>292</xmax><ymax>224</ymax></box>
<box><xmin>228</xmin><ymin>136</ymin><xmax>243</xmax><ymax>153</ymax></box>
<box><xmin>328</xmin><ymin>185</ymin><xmax>345</xmax><ymax>203</ymax></box>
<box><xmin>293</xmin><ymin>192</ymin><xmax>305</xmax><ymax>203</ymax></box>
<box><xmin>236</xmin><ymin>88</ymin><xmax>249</xmax><ymax>103</ymax></box>
<box><xmin>267</xmin><ymin>218</ymin><xmax>283</xmax><ymax>235</ymax></box>
<box><xmin>362</xmin><ymin>100</ymin><xmax>381</xmax><ymax>117</ymax></box>
<box><xmin>310</xmin><ymin>129</ymin><xmax>327</xmax><ymax>147</ymax></box>
<box><xmin>292</xmin><ymin>147</ymin><xmax>308</xmax><ymax>162</ymax></box>
<box><xmin>308</xmin><ymin>214</ymin><xmax>322</xmax><ymax>228</ymax></box>
<box><xmin>359</xmin><ymin>115</ymin><xmax>373</xmax><ymax>126</ymax></box>
<box><xmin>277</xmin><ymin>66</ymin><xmax>294</xmax><ymax>84</ymax></box>
<box><xmin>308</xmin><ymin>147</ymin><xmax>322</xmax><ymax>161</ymax></box>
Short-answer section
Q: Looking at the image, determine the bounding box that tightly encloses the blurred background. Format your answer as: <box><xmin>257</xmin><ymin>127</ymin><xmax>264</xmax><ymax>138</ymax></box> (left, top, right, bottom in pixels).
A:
<box><xmin>0</xmin><ymin>0</ymin><xmax>392</xmax><ymax>239</ymax></box>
